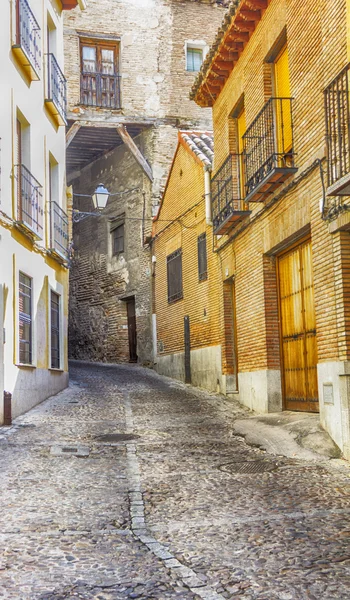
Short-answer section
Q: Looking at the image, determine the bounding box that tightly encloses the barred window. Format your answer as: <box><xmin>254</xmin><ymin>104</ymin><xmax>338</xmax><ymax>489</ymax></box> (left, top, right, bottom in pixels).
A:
<box><xmin>167</xmin><ymin>248</ymin><xmax>183</xmax><ymax>303</ymax></box>
<box><xmin>51</xmin><ymin>291</ymin><xmax>60</xmax><ymax>369</ymax></box>
<box><xmin>19</xmin><ymin>272</ymin><xmax>32</xmax><ymax>364</ymax></box>
<box><xmin>198</xmin><ymin>233</ymin><xmax>207</xmax><ymax>281</ymax></box>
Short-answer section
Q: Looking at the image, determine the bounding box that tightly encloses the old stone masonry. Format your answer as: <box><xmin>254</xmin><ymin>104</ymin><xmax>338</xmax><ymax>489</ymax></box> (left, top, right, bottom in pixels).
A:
<box><xmin>0</xmin><ymin>363</ymin><xmax>350</xmax><ymax>600</ymax></box>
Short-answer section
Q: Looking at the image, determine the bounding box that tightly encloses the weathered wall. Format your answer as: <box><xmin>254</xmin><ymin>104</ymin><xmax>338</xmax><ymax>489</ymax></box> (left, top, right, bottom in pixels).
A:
<box><xmin>65</xmin><ymin>0</ymin><xmax>227</xmax><ymax>365</ymax></box>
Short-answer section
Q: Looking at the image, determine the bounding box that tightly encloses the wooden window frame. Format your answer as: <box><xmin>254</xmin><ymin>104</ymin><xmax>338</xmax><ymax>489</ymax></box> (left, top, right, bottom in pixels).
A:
<box><xmin>167</xmin><ymin>248</ymin><xmax>183</xmax><ymax>303</ymax></box>
<box><xmin>197</xmin><ymin>233</ymin><xmax>208</xmax><ymax>281</ymax></box>
<box><xmin>111</xmin><ymin>222</ymin><xmax>125</xmax><ymax>255</ymax></box>
<box><xmin>186</xmin><ymin>47</ymin><xmax>203</xmax><ymax>72</ymax></box>
<box><xmin>79</xmin><ymin>37</ymin><xmax>121</xmax><ymax>109</ymax></box>
<box><xmin>80</xmin><ymin>38</ymin><xmax>119</xmax><ymax>76</ymax></box>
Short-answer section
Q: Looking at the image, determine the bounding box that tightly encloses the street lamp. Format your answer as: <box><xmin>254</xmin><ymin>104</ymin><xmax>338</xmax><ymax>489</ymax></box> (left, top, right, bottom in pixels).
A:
<box><xmin>92</xmin><ymin>183</ymin><xmax>110</xmax><ymax>211</ymax></box>
<box><xmin>72</xmin><ymin>185</ymin><xmax>139</xmax><ymax>222</ymax></box>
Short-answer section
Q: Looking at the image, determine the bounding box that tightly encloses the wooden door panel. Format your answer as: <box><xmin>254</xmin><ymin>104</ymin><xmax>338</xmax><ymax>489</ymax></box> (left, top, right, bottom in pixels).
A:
<box><xmin>278</xmin><ymin>240</ymin><xmax>319</xmax><ymax>412</ymax></box>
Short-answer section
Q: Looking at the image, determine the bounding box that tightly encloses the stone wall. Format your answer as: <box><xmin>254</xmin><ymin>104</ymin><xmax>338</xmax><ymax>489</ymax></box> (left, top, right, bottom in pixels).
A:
<box><xmin>65</xmin><ymin>0</ymin><xmax>226</xmax><ymax>365</ymax></box>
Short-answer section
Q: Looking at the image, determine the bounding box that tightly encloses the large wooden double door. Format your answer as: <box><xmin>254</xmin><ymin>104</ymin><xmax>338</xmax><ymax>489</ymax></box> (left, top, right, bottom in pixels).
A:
<box><xmin>278</xmin><ymin>240</ymin><xmax>319</xmax><ymax>412</ymax></box>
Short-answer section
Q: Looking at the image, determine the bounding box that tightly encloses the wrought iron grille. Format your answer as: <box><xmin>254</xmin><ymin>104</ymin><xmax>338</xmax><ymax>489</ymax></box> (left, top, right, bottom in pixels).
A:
<box><xmin>167</xmin><ymin>248</ymin><xmax>183</xmax><ymax>303</ymax></box>
<box><xmin>325</xmin><ymin>64</ymin><xmax>350</xmax><ymax>188</ymax></box>
<box><xmin>80</xmin><ymin>72</ymin><xmax>122</xmax><ymax>109</ymax></box>
<box><xmin>15</xmin><ymin>0</ymin><xmax>41</xmax><ymax>74</ymax></box>
<box><xmin>50</xmin><ymin>201</ymin><xmax>69</xmax><ymax>260</ymax></box>
<box><xmin>50</xmin><ymin>291</ymin><xmax>60</xmax><ymax>369</ymax></box>
<box><xmin>47</xmin><ymin>54</ymin><xmax>67</xmax><ymax>122</ymax></box>
<box><xmin>211</xmin><ymin>154</ymin><xmax>245</xmax><ymax>231</ymax></box>
<box><xmin>19</xmin><ymin>272</ymin><xmax>32</xmax><ymax>365</ymax></box>
<box><xmin>197</xmin><ymin>233</ymin><xmax>207</xmax><ymax>281</ymax></box>
<box><xmin>15</xmin><ymin>164</ymin><xmax>43</xmax><ymax>239</ymax></box>
<box><xmin>243</xmin><ymin>97</ymin><xmax>295</xmax><ymax>198</ymax></box>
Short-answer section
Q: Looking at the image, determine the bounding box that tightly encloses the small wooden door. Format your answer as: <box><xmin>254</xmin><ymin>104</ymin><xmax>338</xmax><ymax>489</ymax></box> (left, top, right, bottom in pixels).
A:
<box><xmin>278</xmin><ymin>240</ymin><xmax>319</xmax><ymax>412</ymax></box>
<box><xmin>126</xmin><ymin>298</ymin><xmax>137</xmax><ymax>363</ymax></box>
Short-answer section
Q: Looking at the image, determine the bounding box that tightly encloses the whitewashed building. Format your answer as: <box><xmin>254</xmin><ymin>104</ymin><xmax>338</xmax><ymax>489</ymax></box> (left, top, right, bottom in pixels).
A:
<box><xmin>0</xmin><ymin>0</ymin><xmax>85</xmax><ymax>422</ymax></box>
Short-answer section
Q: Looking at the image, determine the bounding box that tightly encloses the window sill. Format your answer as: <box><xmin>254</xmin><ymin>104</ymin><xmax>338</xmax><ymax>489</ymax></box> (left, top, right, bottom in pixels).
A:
<box><xmin>16</xmin><ymin>363</ymin><xmax>36</xmax><ymax>369</ymax></box>
<box><xmin>49</xmin><ymin>368</ymin><xmax>65</xmax><ymax>373</ymax></box>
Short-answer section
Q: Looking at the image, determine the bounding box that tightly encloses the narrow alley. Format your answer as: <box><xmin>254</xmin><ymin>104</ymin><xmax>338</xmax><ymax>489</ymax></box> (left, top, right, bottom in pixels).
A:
<box><xmin>0</xmin><ymin>362</ymin><xmax>349</xmax><ymax>600</ymax></box>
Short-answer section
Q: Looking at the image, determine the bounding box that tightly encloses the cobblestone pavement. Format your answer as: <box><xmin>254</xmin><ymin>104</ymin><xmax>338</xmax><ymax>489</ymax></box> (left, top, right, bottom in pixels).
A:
<box><xmin>0</xmin><ymin>362</ymin><xmax>349</xmax><ymax>600</ymax></box>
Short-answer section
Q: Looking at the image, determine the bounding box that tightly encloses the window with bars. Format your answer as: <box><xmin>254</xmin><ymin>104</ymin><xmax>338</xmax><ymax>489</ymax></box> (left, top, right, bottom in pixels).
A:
<box><xmin>111</xmin><ymin>222</ymin><xmax>124</xmax><ymax>255</ymax></box>
<box><xmin>19</xmin><ymin>272</ymin><xmax>32</xmax><ymax>364</ymax></box>
<box><xmin>167</xmin><ymin>248</ymin><xmax>183</xmax><ymax>303</ymax></box>
<box><xmin>51</xmin><ymin>291</ymin><xmax>60</xmax><ymax>369</ymax></box>
<box><xmin>197</xmin><ymin>233</ymin><xmax>208</xmax><ymax>281</ymax></box>
<box><xmin>186</xmin><ymin>47</ymin><xmax>203</xmax><ymax>72</ymax></box>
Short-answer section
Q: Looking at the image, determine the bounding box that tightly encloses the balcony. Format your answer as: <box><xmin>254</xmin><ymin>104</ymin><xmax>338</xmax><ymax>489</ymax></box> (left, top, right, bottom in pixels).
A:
<box><xmin>325</xmin><ymin>64</ymin><xmax>350</xmax><ymax>196</ymax></box>
<box><xmin>243</xmin><ymin>97</ymin><xmax>297</xmax><ymax>203</ymax></box>
<box><xmin>80</xmin><ymin>72</ymin><xmax>122</xmax><ymax>109</ymax></box>
<box><xmin>45</xmin><ymin>54</ymin><xmax>67</xmax><ymax>126</ymax></box>
<box><xmin>15</xmin><ymin>165</ymin><xmax>43</xmax><ymax>239</ymax></box>
<box><xmin>12</xmin><ymin>0</ymin><xmax>41</xmax><ymax>81</ymax></box>
<box><xmin>211</xmin><ymin>154</ymin><xmax>251</xmax><ymax>235</ymax></box>
<box><xmin>49</xmin><ymin>202</ymin><xmax>69</xmax><ymax>262</ymax></box>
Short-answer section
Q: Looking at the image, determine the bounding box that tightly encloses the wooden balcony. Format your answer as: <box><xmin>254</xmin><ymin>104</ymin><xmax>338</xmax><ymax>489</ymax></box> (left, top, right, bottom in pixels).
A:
<box><xmin>243</xmin><ymin>97</ymin><xmax>297</xmax><ymax>203</ymax></box>
<box><xmin>12</xmin><ymin>0</ymin><xmax>41</xmax><ymax>81</ymax></box>
<box><xmin>45</xmin><ymin>54</ymin><xmax>67</xmax><ymax>126</ymax></box>
<box><xmin>212</xmin><ymin>154</ymin><xmax>251</xmax><ymax>235</ymax></box>
<box><xmin>15</xmin><ymin>164</ymin><xmax>43</xmax><ymax>240</ymax></box>
<box><xmin>80</xmin><ymin>72</ymin><xmax>122</xmax><ymax>110</ymax></box>
<box><xmin>49</xmin><ymin>201</ymin><xmax>69</xmax><ymax>262</ymax></box>
<box><xmin>325</xmin><ymin>64</ymin><xmax>350</xmax><ymax>196</ymax></box>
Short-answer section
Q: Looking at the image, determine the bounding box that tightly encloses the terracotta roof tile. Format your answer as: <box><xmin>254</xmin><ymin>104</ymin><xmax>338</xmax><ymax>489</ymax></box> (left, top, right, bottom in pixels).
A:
<box><xmin>179</xmin><ymin>131</ymin><xmax>214</xmax><ymax>167</ymax></box>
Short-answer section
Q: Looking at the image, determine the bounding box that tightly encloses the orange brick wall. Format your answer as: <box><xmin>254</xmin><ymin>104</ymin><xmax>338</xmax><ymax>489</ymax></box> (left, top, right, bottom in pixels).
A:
<box><xmin>153</xmin><ymin>144</ymin><xmax>222</xmax><ymax>356</ymax></box>
<box><xmin>205</xmin><ymin>0</ymin><xmax>350</xmax><ymax>376</ymax></box>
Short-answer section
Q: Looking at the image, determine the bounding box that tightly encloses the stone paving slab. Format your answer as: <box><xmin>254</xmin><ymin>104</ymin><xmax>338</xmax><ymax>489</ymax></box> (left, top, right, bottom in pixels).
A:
<box><xmin>0</xmin><ymin>361</ymin><xmax>349</xmax><ymax>600</ymax></box>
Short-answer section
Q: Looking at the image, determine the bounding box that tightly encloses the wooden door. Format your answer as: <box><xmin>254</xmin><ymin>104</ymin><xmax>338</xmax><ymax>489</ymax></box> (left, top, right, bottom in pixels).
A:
<box><xmin>126</xmin><ymin>298</ymin><xmax>137</xmax><ymax>363</ymax></box>
<box><xmin>278</xmin><ymin>240</ymin><xmax>319</xmax><ymax>412</ymax></box>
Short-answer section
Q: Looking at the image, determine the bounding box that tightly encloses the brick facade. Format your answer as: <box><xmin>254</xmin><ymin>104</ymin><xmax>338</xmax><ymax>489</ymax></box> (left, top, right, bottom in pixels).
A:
<box><xmin>190</xmin><ymin>0</ymin><xmax>350</xmax><ymax>455</ymax></box>
<box><xmin>64</xmin><ymin>0</ymin><xmax>226</xmax><ymax>364</ymax></box>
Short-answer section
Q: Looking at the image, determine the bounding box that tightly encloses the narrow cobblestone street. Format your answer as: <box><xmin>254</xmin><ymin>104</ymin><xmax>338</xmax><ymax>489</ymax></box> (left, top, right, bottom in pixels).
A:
<box><xmin>0</xmin><ymin>362</ymin><xmax>349</xmax><ymax>600</ymax></box>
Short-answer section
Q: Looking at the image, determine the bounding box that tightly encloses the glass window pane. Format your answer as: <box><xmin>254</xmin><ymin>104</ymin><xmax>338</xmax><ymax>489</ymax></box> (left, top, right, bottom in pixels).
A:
<box><xmin>82</xmin><ymin>46</ymin><xmax>97</xmax><ymax>72</ymax></box>
<box><xmin>187</xmin><ymin>48</ymin><xmax>203</xmax><ymax>72</ymax></box>
<box><xmin>101</xmin><ymin>49</ymin><xmax>115</xmax><ymax>74</ymax></box>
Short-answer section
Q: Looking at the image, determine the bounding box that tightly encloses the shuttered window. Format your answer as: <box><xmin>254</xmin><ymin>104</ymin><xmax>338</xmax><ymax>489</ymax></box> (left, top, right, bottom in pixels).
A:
<box><xmin>197</xmin><ymin>233</ymin><xmax>208</xmax><ymax>281</ymax></box>
<box><xmin>274</xmin><ymin>46</ymin><xmax>292</xmax><ymax>152</ymax></box>
<box><xmin>112</xmin><ymin>223</ymin><xmax>124</xmax><ymax>255</ymax></box>
<box><xmin>167</xmin><ymin>248</ymin><xmax>183</xmax><ymax>303</ymax></box>
<box><xmin>186</xmin><ymin>48</ymin><xmax>203</xmax><ymax>72</ymax></box>
<box><xmin>19</xmin><ymin>272</ymin><xmax>32</xmax><ymax>364</ymax></box>
<box><xmin>51</xmin><ymin>291</ymin><xmax>60</xmax><ymax>369</ymax></box>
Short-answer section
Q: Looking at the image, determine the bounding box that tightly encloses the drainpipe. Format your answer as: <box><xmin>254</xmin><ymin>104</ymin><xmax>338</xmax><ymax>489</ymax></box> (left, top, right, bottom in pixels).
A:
<box><xmin>204</xmin><ymin>166</ymin><xmax>212</xmax><ymax>225</ymax></box>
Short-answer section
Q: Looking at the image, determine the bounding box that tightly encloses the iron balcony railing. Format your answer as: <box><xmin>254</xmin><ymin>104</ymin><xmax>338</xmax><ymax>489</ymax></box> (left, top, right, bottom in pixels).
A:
<box><xmin>325</xmin><ymin>63</ymin><xmax>350</xmax><ymax>195</ymax></box>
<box><xmin>50</xmin><ymin>201</ymin><xmax>69</xmax><ymax>260</ymax></box>
<box><xmin>14</xmin><ymin>0</ymin><xmax>41</xmax><ymax>75</ymax></box>
<box><xmin>80</xmin><ymin>72</ymin><xmax>122</xmax><ymax>109</ymax></box>
<box><xmin>15</xmin><ymin>164</ymin><xmax>43</xmax><ymax>239</ymax></box>
<box><xmin>211</xmin><ymin>154</ymin><xmax>250</xmax><ymax>234</ymax></box>
<box><xmin>243</xmin><ymin>97</ymin><xmax>296</xmax><ymax>202</ymax></box>
<box><xmin>46</xmin><ymin>53</ymin><xmax>67</xmax><ymax>123</ymax></box>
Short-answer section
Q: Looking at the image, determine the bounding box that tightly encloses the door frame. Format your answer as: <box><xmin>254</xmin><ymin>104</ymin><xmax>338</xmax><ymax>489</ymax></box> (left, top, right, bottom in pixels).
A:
<box><xmin>276</xmin><ymin>235</ymin><xmax>318</xmax><ymax>412</ymax></box>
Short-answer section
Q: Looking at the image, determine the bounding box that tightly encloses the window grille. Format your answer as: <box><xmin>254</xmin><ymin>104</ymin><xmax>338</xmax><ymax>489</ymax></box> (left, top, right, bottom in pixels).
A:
<box><xmin>51</xmin><ymin>292</ymin><xmax>60</xmax><ymax>369</ymax></box>
<box><xmin>197</xmin><ymin>233</ymin><xmax>207</xmax><ymax>281</ymax></box>
<box><xmin>167</xmin><ymin>248</ymin><xmax>183</xmax><ymax>303</ymax></box>
<box><xmin>19</xmin><ymin>272</ymin><xmax>32</xmax><ymax>364</ymax></box>
<box><xmin>325</xmin><ymin>64</ymin><xmax>350</xmax><ymax>189</ymax></box>
<box><xmin>112</xmin><ymin>223</ymin><xmax>124</xmax><ymax>255</ymax></box>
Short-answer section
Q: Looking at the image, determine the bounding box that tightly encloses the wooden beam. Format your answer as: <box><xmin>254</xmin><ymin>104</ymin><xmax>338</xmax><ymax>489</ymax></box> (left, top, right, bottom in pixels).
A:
<box><xmin>240</xmin><ymin>8</ymin><xmax>261</xmax><ymax>20</ymax></box>
<box><xmin>234</xmin><ymin>19</ymin><xmax>256</xmax><ymax>32</ymax></box>
<box><xmin>226</xmin><ymin>31</ymin><xmax>250</xmax><ymax>42</ymax></box>
<box><xmin>116</xmin><ymin>125</ymin><xmax>153</xmax><ymax>182</ymax></box>
<box><xmin>245</xmin><ymin>0</ymin><xmax>267</xmax><ymax>8</ymax></box>
<box><xmin>66</xmin><ymin>121</ymin><xmax>83</xmax><ymax>148</ymax></box>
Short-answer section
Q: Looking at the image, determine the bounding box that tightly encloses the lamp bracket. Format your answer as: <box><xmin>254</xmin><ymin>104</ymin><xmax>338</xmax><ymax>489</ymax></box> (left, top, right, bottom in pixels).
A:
<box><xmin>72</xmin><ymin>209</ymin><xmax>102</xmax><ymax>223</ymax></box>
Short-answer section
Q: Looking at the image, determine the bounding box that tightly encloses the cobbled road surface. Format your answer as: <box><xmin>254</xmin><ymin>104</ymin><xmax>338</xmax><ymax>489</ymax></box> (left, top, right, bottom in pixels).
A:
<box><xmin>0</xmin><ymin>361</ymin><xmax>349</xmax><ymax>600</ymax></box>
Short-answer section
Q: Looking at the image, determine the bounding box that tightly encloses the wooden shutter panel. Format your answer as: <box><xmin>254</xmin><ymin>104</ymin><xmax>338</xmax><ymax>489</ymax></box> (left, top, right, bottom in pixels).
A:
<box><xmin>275</xmin><ymin>47</ymin><xmax>293</xmax><ymax>153</ymax></box>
